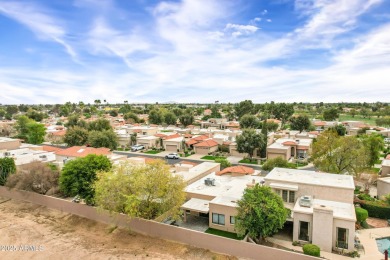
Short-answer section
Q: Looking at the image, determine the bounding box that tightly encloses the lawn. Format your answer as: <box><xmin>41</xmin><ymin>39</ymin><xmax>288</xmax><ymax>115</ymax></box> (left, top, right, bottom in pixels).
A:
<box><xmin>160</xmin><ymin>130</ymin><xmax>173</xmax><ymax>132</ymax></box>
<box><xmin>205</xmin><ymin>228</ymin><xmax>241</xmax><ymax>240</ymax></box>
<box><xmin>144</xmin><ymin>150</ymin><xmax>161</xmax><ymax>154</ymax></box>
<box><xmin>201</xmin><ymin>155</ymin><xmax>226</xmax><ymax>160</ymax></box>
<box><xmin>239</xmin><ymin>158</ymin><xmax>258</xmax><ymax>165</ymax></box>
<box><xmin>339</xmin><ymin>114</ymin><xmax>377</xmax><ymax>125</ymax></box>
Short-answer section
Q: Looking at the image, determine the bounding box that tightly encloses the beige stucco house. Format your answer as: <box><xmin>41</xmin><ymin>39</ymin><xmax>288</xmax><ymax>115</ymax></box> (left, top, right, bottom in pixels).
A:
<box><xmin>377</xmin><ymin>177</ymin><xmax>390</xmax><ymax>198</ymax></box>
<box><xmin>193</xmin><ymin>139</ymin><xmax>219</xmax><ymax>155</ymax></box>
<box><xmin>381</xmin><ymin>157</ymin><xmax>390</xmax><ymax>177</ymax></box>
<box><xmin>267</xmin><ymin>138</ymin><xmax>312</xmax><ymax>160</ymax></box>
<box><xmin>136</xmin><ymin>135</ymin><xmax>160</xmax><ymax>149</ymax></box>
<box><xmin>264</xmin><ymin>168</ymin><xmax>356</xmax><ymax>253</ymax></box>
<box><xmin>163</xmin><ymin>136</ymin><xmax>184</xmax><ymax>152</ymax></box>
<box><xmin>0</xmin><ymin>137</ymin><xmax>21</xmax><ymax>151</ymax></box>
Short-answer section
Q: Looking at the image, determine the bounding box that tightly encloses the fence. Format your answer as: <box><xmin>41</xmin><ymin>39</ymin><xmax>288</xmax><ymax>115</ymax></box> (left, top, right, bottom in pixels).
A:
<box><xmin>0</xmin><ymin>186</ymin><xmax>314</xmax><ymax>260</ymax></box>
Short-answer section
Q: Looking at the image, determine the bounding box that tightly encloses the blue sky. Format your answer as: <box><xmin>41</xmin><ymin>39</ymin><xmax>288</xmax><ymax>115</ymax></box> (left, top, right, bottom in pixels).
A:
<box><xmin>1</xmin><ymin>0</ymin><xmax>390</xmax><ymax>104</ymax></box>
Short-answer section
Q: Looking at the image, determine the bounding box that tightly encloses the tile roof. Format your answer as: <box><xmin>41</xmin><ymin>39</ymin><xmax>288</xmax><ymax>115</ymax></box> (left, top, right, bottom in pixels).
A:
<box><xmin>217</xmin><ymin>165</ymin><xmax>254</xmax><ymax>176</ymax></box>
<box><xmin>52</xmin><ymin>130</ymin><xmax>67</xmax><ymax>136</ymax></box>
<box><xmin>282</xmin><ymin>141</ymin><xmax>297</xmax><ymax>146</ymax></box>
<box><xmin>314</xmin><ymin>121</ymin><xmax>326</xmax><ymax>126</ymax></box>
<box><xmin>164</xmin><ymin>133</ymin><xmax>181</xmax><ymax>140</ymax></box>
<box><xmin>42</xmin><ymin>145</ymin><xmax>63</xmax><ymax>152</ymax></box>
<box><xmin>55</xmin><ymin>146</ymin><xmax>111</xmax><ymax>158</ymax></box>
<box><xmin>193</xmin><ymin>139</ymin><xmax>218</xmax><ymax>147</ymax></box>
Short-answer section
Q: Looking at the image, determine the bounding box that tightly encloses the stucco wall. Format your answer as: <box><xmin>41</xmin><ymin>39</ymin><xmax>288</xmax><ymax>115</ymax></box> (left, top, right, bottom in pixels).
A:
<box><xmin>312</xmin><ymin>206</ymin><xmax>333</xmax><ymax>252</ymax></box>
<box><xmin>332</xmin><ymin>218</ymin><xmax>355</xmax><ymax>252</ymax></box>
<box><xmin>377</xmin><ymin>178</ymin><xmax>390</xmax><ymax>198</ymax></box>
<box><xmin>293</xmin><ymin>212</ymin><xmax>313</xmax><ymax>243</ymax></box>
<box><xmin>381</xmin><ymin>165</ymin><xmax>390</xmax><ymax>177</ymax></box>
<box><xmin>0</xmin><ymin>187</ymin><xmax>315</xmax><ymax>260</ymax></box>
<box><xmin>209</xmin><ymin>203</ymin><xmax>237</xmax><ymax>233</ymax></box>
<box><xmin>0</xmin><ymin>139</ymin><xmax>21</xmax><ymax>150</ymax></box>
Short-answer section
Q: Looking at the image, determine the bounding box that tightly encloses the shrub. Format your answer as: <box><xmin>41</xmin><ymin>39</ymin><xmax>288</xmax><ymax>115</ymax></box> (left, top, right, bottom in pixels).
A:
<box><xmin>384</xmin><ymin>193</ymin><xmax>390</xmax><ymax>205</ymax></box>
<box><xmin>355</xmin><ymin>207</ymin><xmax>368</xmax><ymax>224</ymax></box>
<box><xmin>360</xmin><ymin>200</ymin><xmax>390</xmax><ymax>219</ymax></box>
<box><xmin>358</xmin><ymin>193</ymin><xmax>374</xmax><ymax>201</ymax></box>
<box><xmin>292</xmin><ymin>241</ymin><xmax>299</xmax><ymax>246</ymax></box>
<box><xmin>262</xmin><ymin>157</ymin><xmax>296</xmax><ymax>171</ymax></box>
<box><xmin>215</xmin><ymin>158</ymin><xmax>231</xmax><ymax>169</ymax></box>
<box><xmin>303</xmin><ymin>244</ymin><xmax>320</xmax><ymax>257</ymax></box>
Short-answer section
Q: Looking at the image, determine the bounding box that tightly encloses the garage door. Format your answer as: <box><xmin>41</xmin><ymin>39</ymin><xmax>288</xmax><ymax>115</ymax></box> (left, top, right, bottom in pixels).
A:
<box><xmin>166</xmin><ymin>145</ymin><xmax>177</xmax><ymax>152</ymax></box>
<box><xmin>196</xmin><ymin>147</ymin><xmax>209</xmax><ymax>155</ymax></box>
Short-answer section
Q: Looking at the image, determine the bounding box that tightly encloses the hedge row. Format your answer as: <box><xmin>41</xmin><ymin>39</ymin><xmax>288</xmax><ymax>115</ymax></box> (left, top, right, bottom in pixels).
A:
<box><xmin>360</xmin><ymin>200</ymin><xmax>390</xmax><ymax>219</ymax></box>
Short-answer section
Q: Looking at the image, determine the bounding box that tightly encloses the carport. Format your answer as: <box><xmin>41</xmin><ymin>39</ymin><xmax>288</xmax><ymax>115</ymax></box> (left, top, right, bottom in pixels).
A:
<box><xmin>181</xmin><ymin>198</ymin><xmax>210</xmax><ymax>222</ymax></box>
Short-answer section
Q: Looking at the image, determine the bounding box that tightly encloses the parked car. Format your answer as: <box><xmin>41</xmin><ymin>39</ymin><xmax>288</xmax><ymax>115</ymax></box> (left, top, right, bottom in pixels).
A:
<box><xmin>131</xmin><ymin>145</ymin><xmax>145</xmax><ymax>151</ymax></box>
<box><xmin>165</xmin><ymin>153</ymin><xmax>179</xmax><ymax>159</ymax></box>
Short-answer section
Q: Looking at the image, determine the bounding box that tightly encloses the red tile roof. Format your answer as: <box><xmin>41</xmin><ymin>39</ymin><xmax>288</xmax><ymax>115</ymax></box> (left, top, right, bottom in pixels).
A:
<box><xmin>55</xmin><ymin>146</ymin><xmax>110</xmax><ymax>158</ymax></box>
<box><xmin>186</xmin><ymin>139</ymin><xmax>199</xmax><ymax>146</ymax></box>
<box><xmin>184</xmin><ymin>134</ymin><xmax>193</xmax><ymax>138</ymax></box>
<box><xmin>217</xmin><ymin>166</ymin><xmax>254</xmax><ymax>176</ymax></box>
<box><xmin>52</xmin><ymin>130</ymin><xmax>67</xmax><ymax>136</ymax></box>
<box><xmin>314</xmin><ymin>121</ymin><xmax>326</xmax><ymax>126</ymax></box>
<box><xmin>164</xmin><ymin>133</ymin><xmax>181</xmax><ymax>140</ymax></box>
<box><xmin>193</xmin><ymin>139</ymin><xmax>218</xmax><ymax>147</ymax></box>
<box><xmin>282</xmin><ymin>141</ymin><xmax>297</xmax><ymax>146</ymax></box>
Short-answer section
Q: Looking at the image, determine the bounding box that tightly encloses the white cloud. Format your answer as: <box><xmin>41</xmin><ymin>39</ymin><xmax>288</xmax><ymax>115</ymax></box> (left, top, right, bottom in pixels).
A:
<box><xmin>0</xmin><ymin>1</ymin><xmax>78</xmax><ymax>61</ymax></box>
<box><xmin>225</xmin><ymin>23</ymin><xmax>259</xmax><ymax>37</ymax></box>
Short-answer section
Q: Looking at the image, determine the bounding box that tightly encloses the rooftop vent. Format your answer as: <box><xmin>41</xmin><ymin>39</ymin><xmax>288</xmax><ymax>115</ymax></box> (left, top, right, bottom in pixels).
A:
<box><xmin>204</xmin><ymin>178</ymin><xmax>216</xmax><ymax>186</ymax></box>
<box><xmin>299</xmin><ymin>196</ymin><xmax>313</xmax><ymax>208</ymax></box>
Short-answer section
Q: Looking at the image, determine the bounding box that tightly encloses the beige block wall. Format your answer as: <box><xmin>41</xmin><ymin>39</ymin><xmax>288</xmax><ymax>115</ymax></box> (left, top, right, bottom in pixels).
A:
<box><xmin>377</xmin><ymin>179</ymin><xmax>390</xmax><ymax>198</ymax></box>
<box><xmin>312</xmin><ymin>206</ymin><xmax>333</xmax><ymax>252</ymax></box>
<box><xmin>0</xmin><ymin>139</ymin><xmax>21</xmax><ymax>150</ymax></box>
<box><xmin>209</xmin><ymin>203</ymin><xmax>237</xmax><ymax>233</ymax></box>
<box><xmin>266</xmin><ymin>181</ymin><xmax>354</xmax><ymax>204</ymax></box>
<box><xmin>267</xmin><ymin>147</ymin><xmax>290</xmax><ymax>160</ymax></box>
<box><xmin>381</xmin><ymin>165</ymin><xmax>390</xmax><ymax>177</ymax></box>
<box><xmin>332</xmin><ymin>218</ymin><xmax>355</xmax><ymax>252</ymax></box>
<box><xmin>293</xmin><ymin>212</ymin><xmax>313</xmax><ymax>243</ymax></box>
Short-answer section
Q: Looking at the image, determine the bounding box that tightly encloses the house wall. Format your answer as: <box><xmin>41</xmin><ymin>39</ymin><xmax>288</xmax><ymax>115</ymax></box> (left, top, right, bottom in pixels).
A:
<box><xmin>312</xmin><ymin>206</ymin><xmax>333</xmax><ymax>252</ymax></box>
<box><xmin>266</xmin><ymin>181</ymin><xmax>354</xmax><ymax>204</ymax></box>
<box><xmin>0</xmin><ymin>139</ymin><xmax>21</xmax><ymax>150</ymax></box>
<box><xmin>0</xmin><ymin>187</ymin><xmax>316</xmax><ymax>260</ymax></box>
<box><xmin>377</xmin><ymin>178</ymin><xmax>390</xmax><ymax>198</ymax></box>
<box><xmin>332</xmin><ymin>218</ymin><xmax>355</xmax><ymax>252</ymax></box>
<box><xmin>266</xmin><ymin>148</ymin><xmax>289</xmax><ymax>160</ymax></box>
<box><xmin>186</xmin><ymin>192</ymin><xmax>215</xmax><ymax>201</ymax></box>
<box><xmin>208</xmin><ymin>203</ymin><xmax>237</xmax><ymax>233</ymax></box>
<box><xmin>292</xmin><ymin>212</ymin><xmax>313</xmax><ymax>243</ymax></box>
<box><xmin>137</xmin><ymin>138</ymin><xmax>159</xmax><ymax>149</ymax></box>
<box><xmin>194</xmin><ymin>146</ymin><xmax>218</xmax><ymax>155</ymax></box>
<box><xmin>381</xmin><ymin>165</ymin><xmax>390</xmax><ymax>177</ymax></box>
<box><xmin>163</xmin><ymin>140</ymin><xmax>182</xmax><ymax>152</ymax></box>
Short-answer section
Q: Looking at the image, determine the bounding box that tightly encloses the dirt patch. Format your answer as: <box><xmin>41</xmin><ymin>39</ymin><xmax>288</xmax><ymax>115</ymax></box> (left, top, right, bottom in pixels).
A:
<box><xmin>366</xmin><ymin>217</ymin><xmax>389</xmax><ymax>228</ymax></box>
<box><xmin>0</xmin><ymin>198</ymin><xmax>238</xmax><ymax>260</ymax></box>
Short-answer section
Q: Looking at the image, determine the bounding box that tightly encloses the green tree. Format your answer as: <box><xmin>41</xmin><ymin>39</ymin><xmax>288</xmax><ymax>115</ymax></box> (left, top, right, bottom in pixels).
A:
<box><xmin>235</xmin><ymin>100</ymin><xmax>254</xmax><ymax>119</ymax></box>
<box><xmin>214</xmin><ymin>158</ymin><xmax>231</xmax><ymax>169</ymax></box>
<box><xmin>330</xmin><ymin>124</ymin><xmax>347</xmax><ymax>136</ymax></box>
<box><xmin>236</xmin><ymin>129</ymin><xmax>265</xmax><ymax>159</ymax></box>
<box><xmin>262</xmin><ymin>157</ymin><xmax>295</xmax><ymax>171</ymax></box>
<box><xmin>26</xmin><ymin>109</ymin><xmax>45</xmax><ymax>122</ymax></box>
<box><xmin>361</xmin><ymin>134</ymin><xmax>384</xmax><ymax>167</ymax></box>
<box><xmin>0</xmin><ymin>157</ymin><xmax>17</xmax><ymax>185</ymax></box>
<box><xmin>179</xmin><ymin>113</ymin><xmax>194</xmax><ymax>127</ymax></box>
<box><xmin>239</xmin><ymin>114</ymin><xmax>259</xmax><ymax>129</ymax></box>
<box><xmin>311</xmin><ymin>130</ymin><xmax>368</xmax><ymax>175</ymax></box>
<box><xmin>26</xmin><ymin>122</ymin><xmax>46</xmax><ymax>144</ymax></box>
<box><xmin>6</xmin><ymin>105</ymin><xmax>18</xmax><ymax>116</ymax></box>
<box><xmin>66</xmin><ymin>114</ymin><xmax>81</xmax><ymax>128</ymax></box>
<box><xmin>88</xmin><ymin>118</ymin><xmax>112</xmax><ymax>131</ymax></box>
<box><xmin>289</xmin><ymin>115</ymin><xmax>311</xmax><ymax>132</ymax></box>
<box><xmin>270</xmin><ymin>103</ymin><xmax>294</xmax><ymax>125</ymax></box>
<box><xmin>0</xmin><ymin>108</ymin><xmax>6</xmax><ymax>119</ymax></box>
<box><xmin>235</xmin><ymin>184</ymin><xmax>288</xmax><ymax>242</ymax></box>
<box><xmin>94</xmin><ymin>160</ymin><xmax>185</xmax><ymax>220</ymax></box>
<box><xmin>148</xmin><ymin>109</ymin><xmax>164</xmax><ymax>124</ymax></box>
<box><xmin>260</xmin><ymin>121</ymin><xmax>268</xmax><ymax>158</ymax></box>
<box><xmin>88</xmin><ymin>130</ymin><xmax>118</xmax><ymax>150</ymax></box>
<box><xmin>59</xmin><ymin>154</ymin><xmax>112</xmax><ymax>205</ymax></box>
<box><xmin>323</xmin><ymin>107</ymin><xmax>339</xmax><ymax>121</ymax></box>
<box><xmin>15</xmin><ymin>115</ymin><xmax>33</xmax><ymax>140</ymax></box>
<box><xmin>109</xmin><ymin>110</ymin><xmax>118</xmax><ymax>117</ymax></box>
<box><xmin>64</xmin><ymin>126</ymin><xmax>89</xmax><ymax>146</ymax></box>
<box><xmin>124</xmin><ymin>112</ymin><xmax>140</xmax><ymax>123</ymax></box>
<box><xmin>164</xmin><ymin>111</ymin><xmax>177</xmax><ymax>125</ymax></box>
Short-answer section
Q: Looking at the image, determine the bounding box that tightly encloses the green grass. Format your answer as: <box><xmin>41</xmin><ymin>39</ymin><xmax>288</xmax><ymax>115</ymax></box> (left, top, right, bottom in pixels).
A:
<box><xmin>339</xmin><ymin>114</ymin><xmax>376</xmax><ymax>125</ymax></box>
<box><xmin>205</xmin><ymin>228</ymin><xmax>241</xmax><ymax>240</ymax></box>
<box><xmin>239</xmin><ymin>158</ymin><xmax>258</xmax><ymax>165</ymax></box>
<box><xmin>373</xmin><ymin>167</ymin><xmax>381</xmax><ymax>173</ymax></box>
<box><xmin>160</xmin><ymin>130</ymin><xmax>173</xmax><ymax>132</ymax></box>
<box><xmin>201</xmin><ymin>155</ymin><xmax>226</xmax><ymax>160</ymax></box>
<box><xmin>144</xmin><ymin>150</ymin><xmax>161</xmax><ymax>154</ymax></box>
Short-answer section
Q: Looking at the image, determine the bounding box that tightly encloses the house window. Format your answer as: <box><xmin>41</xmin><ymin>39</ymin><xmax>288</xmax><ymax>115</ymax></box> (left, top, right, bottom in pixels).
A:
<box><xmin>280</xmin><ymin>190</ymin><xmax>295</xmax><ymax>203</ymax></box>
<box><xmin>289</xmin><ymin>191</ymin><xmax>295</xmax><ymax>203</ymax></box>
<box><xmin>230</xmin><ymin>216</ymin><xmax>235</xmax><ymax>225</ymax></box>
<box><xmin>299</xmin><ymin>221</ymin><xmax>310</xmax><ymax>241</ymax></box>
<box><xmin>336</xmin><ymin>227</ymin><xmax>348</xmax><ymax>249</ymax></box>
<box><xmin>212</xmin><ymin>213</ymin><xmax>225</xmax><ymax>225</ymax></box>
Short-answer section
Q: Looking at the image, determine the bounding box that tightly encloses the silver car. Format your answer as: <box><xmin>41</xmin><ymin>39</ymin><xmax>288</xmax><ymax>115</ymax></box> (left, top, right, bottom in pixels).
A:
<box><xmin>165</xmin><ymin>153</ymin><xmax>179</xmax><ymax>159</ymax></box>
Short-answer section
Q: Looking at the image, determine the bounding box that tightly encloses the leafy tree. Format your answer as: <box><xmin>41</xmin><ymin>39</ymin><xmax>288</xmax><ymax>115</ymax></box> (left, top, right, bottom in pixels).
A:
<box><xmin>355</xmin><ymin>207</ymin><xmax>368</xmax><ymax>225</ymax></box>
<box><xmin>236</xmin><ymin>129</ymin><xmax>265</xmax><ymax>159</ymax></box>
<box><xmin>88</xmin><ymin>130</ymin><xmax>118</xmax><ymax>150</ymax></box>
<box><xmin>262</xmin><ymin>157</ymin><xmax>295</xmax><ymax>171</ymax></box>
<box><xmin>215</xmin><ymin>158</ymin><xmax>231</xmax><ymax>169</ymax></box>
<box><xmin>109</xmin><ymin>110</ymin><xmax>118</xmax><ymax>117</ymax></box>
<box><xmin>66</xmin><ymin>114</ymin><xmax>81</xmax><ymax>127</ymax></box>
<box><xmin>94</xmin><ymin>160</ymin><xmax>185</xmax><ymax>220</ymax></box>
<box><xmin>172</xmin><ymin>108</ymin><xmax>183</xmax><ymax>117</ymax></box>
<box><xmin>64</xmin><ymin>126</ymin><xmax>89</xmax><ymax>146</ymax></box>
<box><xmin>0</xmin><ymin>157</ymin><xmax>16</xmax><ymax>186</ymax></box>
<box><xmin>361</xmin><ymin>134</ymin><xmax>384</xmax><ymax>167</ymax></box>
<box><xmin>179</xmin><ymin>113</ymin><xmax>194</xmax><ymax>127</ymax></box>
<box><xmin>239</xmin><ymin>114</ymin><xmax>259</xmax><ymax>129</ymax></box>
<box><xmin>26</xmin><ymin>109</ymin><xmax>45</xmax><ymax>122</ymax></box>
<box><xmin>59</xmin><ymin>154</ymin><xmax>112</xmax><ymax>205</ymax></box>
<box><xmin>350</xmin><ymin>109</ymin><xmax>357</xmax><ymax>118</ymax></box>
<box><xmin>119</xmin><ymin>104</ymin><xmax>132</xmax><ymax>114</ymax></box>
<box><xmin>210</xmin><ymin>106</ymin><xmax>222</xmax><ymax>118</ymax></box>
<box><xmin>289</xmin><ymin>115</ymin><xmax>311</xmax><ymax>132</ymax></box>
<box><xmin>235</xmin><ymin>100</ymin><xmax>254</xmax><ymax>119</ymax></box>
<box><xmin>59</xmin><ymin>105</ymin><xmax>70</xmax><ymax>117</ymax></box>
<box><xmin>235</xmin><ymin>184</ymin><xmax>288</xmax><ymax>242</ymax></box>
<box><xmin>311</xmin><ymin>130</ymin><xmax>368</xmax><ymax>175</ymax></box>
<box><xmin>88</xmin><ymin>118</ymin><xmax>112</xmax><ymax>131</ymax></box>
<box><xmin>6</xmin><ymin>105</ymin><xmax>18</xmax><ymax>116</ymax></box>
<box><xmin>15</xmin><ymin>115</ymin><xmax>33</xmax><ymax>140</ymax></box>
<box><xmin>269</xmin><ymin>103</ymin><xmax>294</xmax><ymax>125</ymax></box>
<box><xmin>264</xmin><ymin>121</ymin><xmax>279</xmax><ymax>132</ymax></box>
<box><xmin>376</xmin><ymin>117</ymin><xmax>390</xmax><ymax>127</ymax></box>
<box><xmin>164</xmin><ymin>111</ymin><xmax>177</xmax><ymax>125</ymax></box>
<box><xmin>26</xmin><ymin>122</ymin><xmax>46</xmax><ymax>144</ymax></box>
<box><xmin>322</xmin><ymin>107</ymin><xmax>339</xmax><ymax>121</ymax></box>
<box><xmin>5</xmin><ymin>161</ymin><xmax>59</xmax><ymax>194</ymax></box>
<box><xmin>124</xmin><ymin>112</ymin><xmax>140</xmax><ymax>123</ymax></box>
<box><xmin>148</xmin><ymin>109</ymin><xmax>164</xmax><ymax>124</ymax></box>
<box><xmin>260</xmin><ymin>121</ymin><xmax>268</xmax><ymax>158</ymax></box>
<box><xmin>330</xmin><ymin>124</ymin><xmax>347</xmax><ymax>136</ymax></box>
<box><xmin>0</xmin><ymin>108</ymin><xmax>5</xmax><ymax>118</ymax></box>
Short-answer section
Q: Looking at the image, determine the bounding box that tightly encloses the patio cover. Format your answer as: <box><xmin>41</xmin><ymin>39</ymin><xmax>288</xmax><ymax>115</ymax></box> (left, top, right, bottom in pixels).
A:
<box><xmin>269</xmin><ymin>182</ymin><xmax>298</xmax><ymax>191</ymax></box>
<box><xmin>181</xmin><ymin>198</ymin><xmax>210</xmax><ymax>213</ymax></box>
